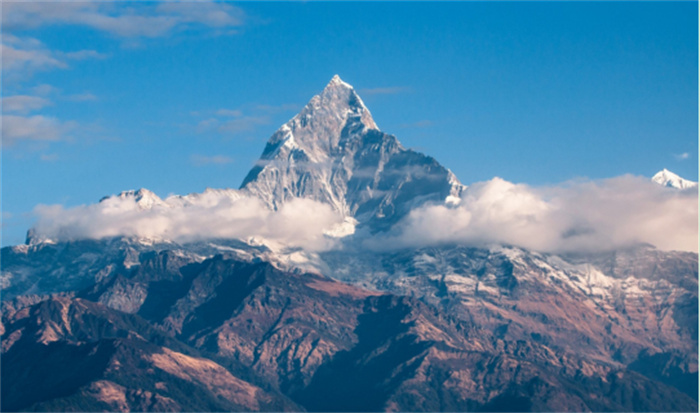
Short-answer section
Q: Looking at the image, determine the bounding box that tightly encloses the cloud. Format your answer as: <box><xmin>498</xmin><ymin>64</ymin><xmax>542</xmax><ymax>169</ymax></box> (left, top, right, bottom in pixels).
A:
<box><xmin>194</xmin><ymin>115</ymin><xmax>270</xmax><ymax>135</ymax></box>
<box><xmin>2</xmin><ymin>2</ymin><xmax>245</xmax><ymax>39</ymax></box>
<box><xmin>255</xmin><ymin>104</ymin><xmax>299</xmax><ymax>114</ymax></box>
<box><xmin>31</xmin><ymin>192</ymin><xmax>344</xmax><ymax>251</ymax></box>
<box><xmin>1</xmin><ymin>35</ymin><xmax>106</xmax><ymax>82</ymax></box>
<box><xmin>358</xmin><ymin>86</ymin><xmax>411</xmax><ymax>96</ymax></box>
<box><xmin>400</xmin><ymin>120</ymin><xmax>433</xmax><ymax>129</ymax></box>
<box><xmin>40</xmin><ymin>153</ymin><xmax>59</xmax><ymax>162</ymax></box>
<box><xmin>66</xmin><ymin>92</ymin><xmax>98</xmax><ymax>102</ymax></box>
<box><xmin>218</xmin><ymin>116</ymin><xmax>270</xmax><ymax>135</ymax></box>
<box><xmin>215</xmin><ymin>109</ymin><xmax>243</xmax><ymax>117</ymax></box>
<box><xmin>365</xmin><ymin>175</ymin><xmax>698</xmax><ymax>253</ymax></box>
<box><xmin>61</xmin><ymin>50</ymin><xmax>109</xmax><ymax>61</ymax></box>
<box><xmin>25</xmin><ymin>173</ymin><xmax>698</xmax><ymax>254</ymax></box>
<box><xmin>191</xmin><ymin>154</ymin><xmax>234</xmax><ymax>166</ymax></box>
<box><xmin>1</xmin><ymin>114</ymin><xmax>76</xmax><ymax>145</ymax></box>
<box><xmin>674</xmin><ymin>152</ymin><xmax>690</xmax><ymax>161</ymax></box>
<box><xmin>31</xmin><ymin>84</ymin><xmax>59</xmax><ymax>96</ymax></box>
<box><xmin>1</xmin><ymin>42</ymin><xmax>67</xmax><ymax>75</ymax></box>
<box><xmin>2</xmin><ymin>95</ymin><xmax>52</xmax><ymax>114</ymax></box>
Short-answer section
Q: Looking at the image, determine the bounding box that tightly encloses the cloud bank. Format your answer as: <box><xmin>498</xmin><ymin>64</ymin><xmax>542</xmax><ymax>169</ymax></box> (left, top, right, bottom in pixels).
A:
<box><xmin>31</xmin><ymin>191</ymin><xmax>344</xmax><ymax>251</ymax></box>
<box><xmin>28</xmin><ymin>175</ymin><xmax>698</xmax><ymax>254</ymax></box>
<box><xmin>366</xmin><ymin>175</ymin><xmax>698</xmax><ymax>253</ymax></box>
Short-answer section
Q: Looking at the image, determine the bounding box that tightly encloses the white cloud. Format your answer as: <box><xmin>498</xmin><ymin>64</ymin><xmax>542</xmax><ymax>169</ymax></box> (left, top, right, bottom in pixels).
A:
<box><xmin>218</xmin><ymin>116</ymin><xmax>269</xmax><ymax>135</ymax></box>
<box><xmin>31</xmin><ymin>84</ymin><xmax>59</xmax><ymax>96</ymax></box>
<box><xmin>400</xmin><ymin>120</ymin><xmax>433</xmax><ymax>129</ymax></box>
<box><xmin>61</xmin><ymin>50</ymin><xmax>109</xmax><ymax>61</ymax></box>
<box><xmin>215</xmin><ymin>109</ymin><xmax>243</xmax><ymax>117</ymax></box>
<box><xmin>2</xmin><ymin>2</ymin><xmax>245</xmax><ymax>38</ymax></box>
<box><xmin>195</xmin><ymin>117</ymin><xmax>220</xmax><ymax>134</ymax></box>
<box><xmin>66</xmin><ymin>92</ymin><xmax>98</xmax><ymax>102</ymax></box>
<box><xmin>1</xmin><ymin>114</ymin><xmax>76</xmax><ymax>145</ymax></box>
<box><xmin>2</xmin><ymin>95</ymin><xmax>52</xmax><ymax>114</ymax></box>
<box><xmin>1</xmin><ymin>42</ymin><xmax>66</xmax><ymax>75</ymax></box>
<box><xmin>255</xmin><ymin>104</ymin><xmax>299</xmax><ymax>114</ymax></box>
<box><xmin>366</xmin><ymin>176</ymin><xmax>698</xmax><ymax>253</ymax></box>
<box><xmin>1</xmin><ymin>35</ymin><xmax>105</xmax><ymax>82</ymax></box>
<box><xmin>31</xmin><ymin>193</ymin><xmax>343</xmax><ymax>251</ymax></box>
<box><xmin>191</xmin><ymin>154</ymin><xmax>234</xmax><ymax>166</ymax></box>
<box><xmin>674</xmin><ymin>152</ymin><xmax>690</xmax><ymax>161</ymax></box>
<box><xmin>358</xmin><ymin>86</ymin><xmax>411</xmax><ymax>96</ymax></box>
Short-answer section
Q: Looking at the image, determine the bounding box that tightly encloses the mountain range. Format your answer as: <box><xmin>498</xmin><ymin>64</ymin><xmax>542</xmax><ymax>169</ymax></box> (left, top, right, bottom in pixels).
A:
<box><xmin>1</xmin><ymin>76</ymin><xmax>697</xmax><ymax>412</ymax></box>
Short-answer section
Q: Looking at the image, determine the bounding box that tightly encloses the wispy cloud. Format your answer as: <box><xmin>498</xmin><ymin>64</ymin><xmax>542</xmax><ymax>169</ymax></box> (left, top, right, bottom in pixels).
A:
<box><xmin>1</xmin><ymin>35</ymin><xmax>106</xmax><ymax>82</ymax></box>
<box><xmin>1</xmin><ymin>42</ymin><xmax>67</xmax><ymax>77</ymax></box>
<box><xmin>674</xmin><ymin>152</ymin><xmax>690</xmax><ymax>161</ymax></box>
<box><xmin>358</xmin><ymin>86</ymin><xmax>411</xmax><ymax>96</ymax></box>
<box><xmin>40</xmin><ymin>153</ymin><xmax>59</xmax><ymax>162</ymax></box>
<box><xmin>400</xmin><ymin>120</ymin><xmax>433</xmax><ymax>129</ymax></box>
<box><xmin>215</xmin><ymin>108</ymin><xmax>243</xmax><ymax>117</ymax></box>
<box><xmin>192</xmin><ymin>103</ymin><xmax>296</xmax><ymax>137</ymax></box>
<box><xmin>61</xmin><ymin>50</ymin><xmax>109</xmax><ymax>61</ymax></box>
<box><xmin>66</xmin><ymin>92</ymin><xmax>98</xmax><ymax>102</ymax></box>
<box><xmin>2</xmin><ymin>2</ymin><xmax>246</xmax><ymax>39</ymax></box>
<box><xmin>218</xmin><ymin>116</ymin><xmax>269</xmax><ymax>135</ymax></box>
<box><xmin>31</xmin><ymin>84</ymin><xmax>59</xmax><ymax>96</ymax></box>
<box><xmin>193</xmin><ymin>112</ymin><xmax>272</xmax><ymax>136</ymax></box>
<box><xmin>190</xmin><ymin>154</ymin><xmax>234</xmax><ymax>166</ymax></box>
<box><xmin>255</xmin><ymin>103</ymin><xmax>299</xmax><ymax>114</ymax></box>
<box><xmin>2</xmin><ymin>95</ymin><xmax>52</xmax><ymax>114</ymax></box>
<box><xmin>1</xmin><ymin>115</ymin><xmax>76</xmax><ymax>145</ymax></box>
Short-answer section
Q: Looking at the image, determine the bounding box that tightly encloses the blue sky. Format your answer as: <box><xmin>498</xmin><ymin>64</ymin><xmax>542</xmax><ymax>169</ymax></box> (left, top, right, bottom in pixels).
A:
<box><xmin>2</xmin><ymin>1</ymin><xmax>698</xmax><ymax>247</ymax></box>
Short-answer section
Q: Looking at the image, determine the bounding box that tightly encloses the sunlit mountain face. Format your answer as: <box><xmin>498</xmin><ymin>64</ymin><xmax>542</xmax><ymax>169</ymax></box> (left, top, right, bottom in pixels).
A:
<box><xmin>2</xmin><ymin>77</ymin><xmax>697</xmax><ymax>412</ymax></box>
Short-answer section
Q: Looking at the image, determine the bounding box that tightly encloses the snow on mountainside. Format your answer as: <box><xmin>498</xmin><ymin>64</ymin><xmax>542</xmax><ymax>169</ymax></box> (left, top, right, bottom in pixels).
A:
<box><xmin>2</xmin><ymin>76</ymin><xmax>698</xmax><ymax>412</ymax></box>
<box><xmin>36</xmin><ymin>75</ymin><xmax>464</xmax><ymax>245</ymax></box>
<box><xmin>21</xmin><ymin>76</ymin><xmax>697</xmax><ymax>255</ymax></box>
<box><xmin>652</xmin><ymin>168</ymin><xmax>698</xmax><ymax>189</ymax></box>
<box><xmin>240</xmin><ymin>75</ymin><xmax>465</xmax><ymax>232</ymax></box>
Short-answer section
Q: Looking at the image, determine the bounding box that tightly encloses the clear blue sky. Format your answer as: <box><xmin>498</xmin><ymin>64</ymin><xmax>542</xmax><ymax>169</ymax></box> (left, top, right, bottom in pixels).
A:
<box><xmin>2</xmin><ymin>1</ymin><xmax>698</xmax><ymax>247</ymax></box>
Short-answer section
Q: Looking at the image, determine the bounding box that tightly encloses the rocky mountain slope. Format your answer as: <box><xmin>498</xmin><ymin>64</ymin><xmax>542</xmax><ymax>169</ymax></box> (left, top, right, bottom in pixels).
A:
<box><xmin>240</xmin><ymin>75</ymin><xmax>464</xmax><ymax>233</ymax></box>
<box><xmin>1</xmin><ymin>76</ymin><xmax>697</xmax><ymax>412</ymax></box>
<box><xmin>3</xmin><ymin>252</ymin><xmax>696</xmax><ymax>412</ymax></box>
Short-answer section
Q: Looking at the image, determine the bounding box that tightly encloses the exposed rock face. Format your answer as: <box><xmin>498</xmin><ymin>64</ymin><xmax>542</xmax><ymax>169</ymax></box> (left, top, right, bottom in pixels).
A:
<box><xmin>1</xmin><ymin>76</ymin><xmax>697</xmax><ymax>412</ymax></box>
<box><xmin>240</xmin><ymin>75</ymin><xmax>464</xmax><ymax>232</ymax></box>
<box><xmin>4</xmin><ymin>254</ymin><xmax>695</xmax><ymax>412</ymax></box>
<box><xmin>0</xmin><ymin>296</ymin><xmax>298</xmax><ymax>412</ymax></box>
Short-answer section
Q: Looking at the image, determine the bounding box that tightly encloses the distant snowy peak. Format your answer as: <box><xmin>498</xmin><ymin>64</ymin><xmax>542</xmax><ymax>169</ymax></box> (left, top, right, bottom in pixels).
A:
<box><xmin>652</xmin><ymin>169</ymin><xmax>698</xmax><ymax>189</ymax></box>
<box><xmin>111</xmin><ymin>189</ymin><xmax>165</xmax><ymax>209</ymax></box>
<box><xmin>98</xmin><ymin>187</ymin><xmax>244</xmax><ymax>210</ymax></box>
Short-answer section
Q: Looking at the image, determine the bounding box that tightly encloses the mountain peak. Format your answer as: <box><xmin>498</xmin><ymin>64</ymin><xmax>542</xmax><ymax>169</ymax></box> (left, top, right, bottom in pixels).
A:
<box><xmin>327</xmin><ymin>74</ymin><xmax>352</xmax><ymax>89</ymax></box>
<box><xmin>652</xmin><ymin>168</ymin><xmax>698</xmax><ymax>189</ymax></box>
<box><xmin>240</xmin><ymin>77</ymin><xmax>464</xmax><ymax>229</ymax></box>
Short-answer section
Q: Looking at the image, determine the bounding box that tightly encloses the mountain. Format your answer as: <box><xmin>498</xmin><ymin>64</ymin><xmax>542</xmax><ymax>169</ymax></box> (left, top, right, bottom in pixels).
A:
<box><xmin>240</xmin><ymin>75</ymin><xmax>464</xmax><ymax>232</ymax></box>
<box><xmin>2</xmin><ymin>76</ymin><xmax>698</xmax><ymax>412</ymax></box>
<box><xmin>4</xmin><ymin>253</ymin><xmax>695</xmax><ymax>412</ymax></box>
<box><xmin>0</xmin><ymin>296</ymin><xmax>298</xmax><ymax>412</ymax></box>
<box><xmin>652</xmin><ymin>168</ymin><xmax>698</xmax><ymax>189</ymax></box>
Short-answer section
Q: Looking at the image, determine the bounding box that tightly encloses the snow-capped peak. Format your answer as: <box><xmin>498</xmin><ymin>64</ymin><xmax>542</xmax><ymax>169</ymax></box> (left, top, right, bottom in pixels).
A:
<box><xmin>239</xmin><ymin>76</ymin><xmax>465</xmax><ymax>232</ymax></box>
<box><xmin>327</xmin><ymin>74</ymin><xmax>353</xmax><ymax>89</ymax></box>
<box><xmin>651</xmin><ymin>169</ymin><xmax>698</xmax><ymax>189</ymax></box>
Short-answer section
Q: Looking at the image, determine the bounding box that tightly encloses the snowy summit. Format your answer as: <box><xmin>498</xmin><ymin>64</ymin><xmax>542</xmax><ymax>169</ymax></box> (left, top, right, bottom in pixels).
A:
<box><xmin>651</xmin><ymin>168</ymin><xmax>698</xmax><ymax>189</ymax></box>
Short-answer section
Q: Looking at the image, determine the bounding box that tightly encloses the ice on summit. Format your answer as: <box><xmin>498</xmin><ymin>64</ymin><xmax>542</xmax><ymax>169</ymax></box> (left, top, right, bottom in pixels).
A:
<box><xmin>652</xmin><ymin>168</ymin><xmax>698</xmax><ymax>189</ymax></box>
